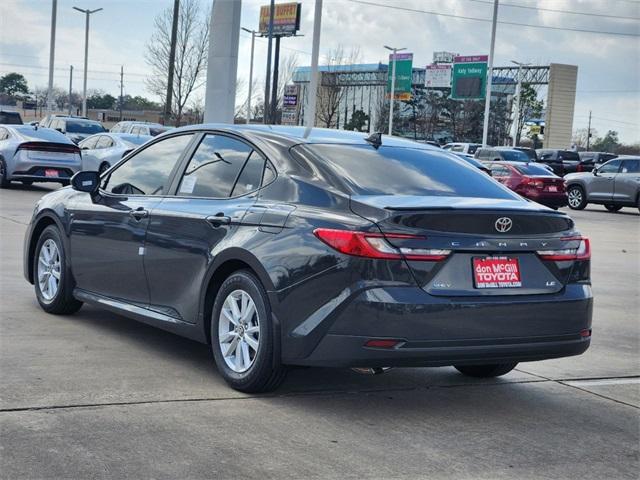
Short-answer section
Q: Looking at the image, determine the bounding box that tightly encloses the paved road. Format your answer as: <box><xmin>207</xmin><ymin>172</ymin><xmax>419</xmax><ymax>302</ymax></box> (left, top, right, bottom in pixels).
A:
<box><xmin>1</xmin><ymin>184</ymin><xmax>638</xmax><ymax>479</ymax></box>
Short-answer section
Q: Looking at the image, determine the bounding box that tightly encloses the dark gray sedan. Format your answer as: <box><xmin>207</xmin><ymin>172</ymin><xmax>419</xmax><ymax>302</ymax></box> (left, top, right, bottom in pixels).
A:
<box><xmin>23</xmin><ymin>125</ymin><xmax>593</xmax><ymax>392</ymax></box>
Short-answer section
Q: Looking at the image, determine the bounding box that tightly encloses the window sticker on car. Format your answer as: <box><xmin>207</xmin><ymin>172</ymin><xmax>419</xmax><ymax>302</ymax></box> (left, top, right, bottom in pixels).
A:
<box><xmin>179</xmin><ymin>175</ymin><xmax>197</xmax><ymax>194</ymax></box>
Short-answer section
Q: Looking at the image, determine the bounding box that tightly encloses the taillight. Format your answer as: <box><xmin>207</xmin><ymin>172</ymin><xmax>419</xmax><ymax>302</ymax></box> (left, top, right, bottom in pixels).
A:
<box><xmin>313</xmin><ymin>228</ymin><xmax>451</xmax><ymax>261</ymax></box>
<box><xmin>537</xmin><ymin>236</ymin><xmax>590</xmax><ymax>261</ymax></box>
<box><xmin>521</xmin><ymin>176</ymin><xmax>544</xmax><ymax>190</ymax></box>
<box><xmin>17</xmin><ymin>142</ymin><xmax>80</xmax><ymax>154</ymax></box>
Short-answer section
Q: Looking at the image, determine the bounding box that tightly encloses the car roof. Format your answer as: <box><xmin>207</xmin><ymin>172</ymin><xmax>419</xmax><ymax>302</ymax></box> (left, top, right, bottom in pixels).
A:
<box><xmin>165</xmin><ymin>124</ymin><xmax>440</xmax><ymax>150</ymax></box>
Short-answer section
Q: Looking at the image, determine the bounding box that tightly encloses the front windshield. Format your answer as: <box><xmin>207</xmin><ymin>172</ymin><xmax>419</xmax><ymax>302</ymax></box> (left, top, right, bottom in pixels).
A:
<box><xmin>499</xmin><ymin>150</ymin><xmax>529</xmax><ymax>162</ymax></box>
<box><xmin>66</xmin><ymin>121</ymin><xmax>105</xmax><ymax>134</ymax></box>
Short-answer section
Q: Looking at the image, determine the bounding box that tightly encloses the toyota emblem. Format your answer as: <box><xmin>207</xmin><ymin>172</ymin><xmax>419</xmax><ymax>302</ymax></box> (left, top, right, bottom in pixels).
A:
<box><xmin>495</xmin><ymin>217</ymin><xmax>513</xmax><ymax>233</ymax></box>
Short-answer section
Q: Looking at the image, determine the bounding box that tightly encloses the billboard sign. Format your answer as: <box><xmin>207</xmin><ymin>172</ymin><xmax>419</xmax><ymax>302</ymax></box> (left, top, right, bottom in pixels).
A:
<box><xmin>433</xmin><ymin>51</ymin><xmax>458</xmax><ymax>64</ymax></box>
<box><xmin>387</xmin><ymin>52</ymin><xmax>413</xmax><ymax>101</ymax></box>
<box><xmin>259</xmin><ymin>2</ymin><xmax>301</xmax><ymax>35</ymax></box>
<box><xmin>426</xmin><ymin>64</ymin><xmax>452</xmax><ymax>88</ymax></box>
<box><xmin>451</xmin><ymin>55</ymin><xmax>488</xmax><ymax>100</ymax></box>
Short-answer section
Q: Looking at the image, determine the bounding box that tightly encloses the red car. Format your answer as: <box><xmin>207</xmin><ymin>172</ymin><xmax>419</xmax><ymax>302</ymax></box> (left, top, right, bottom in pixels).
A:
<box><xmin>484</xmin><ymin>161</ymin><xmax>568</xmax><ymax>209</ymax></box>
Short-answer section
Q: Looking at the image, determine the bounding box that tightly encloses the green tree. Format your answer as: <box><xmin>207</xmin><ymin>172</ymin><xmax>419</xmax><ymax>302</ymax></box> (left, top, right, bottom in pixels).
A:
<box><xmin>344</xmin><ymin>109</ymin><xmax>369</xmax><ymax>132</ymax></box>
<box><xmin>515</xmin><ymin>85</ymin><xmax>543</xmax><ymax>145</ymax></box>
<box><xmin>86</xmin><ymin>93</ymin><xmax>116</xmax><ymax>110</ymax></box>
<box><xmin>0</xmin><ymin>72</ymin><xmax>29</xmax><ymax>97</ymax></box>
<box><xmin>591</xmin><ymin>130</ymin><xmax>620</xmax><ymax>153</ymax></box>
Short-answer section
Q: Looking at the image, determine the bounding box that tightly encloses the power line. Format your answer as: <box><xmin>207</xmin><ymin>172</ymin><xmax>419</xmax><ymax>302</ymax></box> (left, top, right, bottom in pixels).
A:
<box><xmin>0</xmin><ymin>62</ymin><xmax>148</xmax><ymax>78</ymax></box>
<box><xmin>576</xmin><ymin>114</ymin><xmax>640</xmax><ymax>127</ymax></box>
<box><xmin>466</xmin><ymin>0</ymin><xmax>640</xmax><ymax>21</ymax></box>
<box><xmin>347</xmin><ymin>0</ymin><xmax>640</xmax><ymax>37</ymax></box>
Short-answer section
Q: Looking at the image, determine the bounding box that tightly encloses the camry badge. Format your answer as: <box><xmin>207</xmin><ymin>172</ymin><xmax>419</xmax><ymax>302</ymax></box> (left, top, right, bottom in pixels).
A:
<box><xmin>495</xmin><ymin>217</ymin><xmax>513</xmax><ymax>233</ymax></box>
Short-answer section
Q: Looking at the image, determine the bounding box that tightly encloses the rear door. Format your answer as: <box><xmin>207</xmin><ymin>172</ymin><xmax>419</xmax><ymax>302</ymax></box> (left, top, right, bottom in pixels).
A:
<box><xmin>68</xmin><ymin>133</ymin><xmax>195</xmax><ymax>305</ymax></box>
<box><xmin>613</xmin><ymin>159</ymin><xmax>640</xmax><ymax>204</ymax></box>
<box><xmin>143</xmin><ymin>133</ymin><xmax>269</xmax><ymax>323</ymax></box>
<box><xmin>587</xmin><ymin>159</ymin><xmax>621</xmax><ymax>201</ymax></box>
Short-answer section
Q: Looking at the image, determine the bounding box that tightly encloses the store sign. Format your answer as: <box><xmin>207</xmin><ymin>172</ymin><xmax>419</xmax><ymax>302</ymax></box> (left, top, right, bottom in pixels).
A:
<box><xmin>259</xmin><ymin>2</ymin><xmax>301</xmax><ymax>35</ymax></box>
<box><xmin>433</xmin><ymin>51</ymin><xmax>458</xmax><ymax>64</ymax></box>
<box><xmin>281</xmin><ymin>84</ymin><xmax>300</xmax><ymax>125</ymax></box>
<box><xmin>387</xmin><ymin>52</ymin><xmax>413</xmax><ymax>101</ymax></box>
<box><xmin>451</xmin><ymin>55</ymin><xmax>488</xmax><ymax>100</ymax></box>
<box><xmin>426</xmin><ymin>64</ymin><xmax>452</xmax><ymax>88</ymax></box>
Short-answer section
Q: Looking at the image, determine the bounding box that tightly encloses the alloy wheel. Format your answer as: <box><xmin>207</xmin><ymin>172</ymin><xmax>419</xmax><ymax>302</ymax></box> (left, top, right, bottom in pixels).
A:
<box><xmin>37</xmin><ymin>239</ymin><xmax>61</xmax><ymax>301</ymax></box>
<box><xmin>568</xmin><ymin>188</ymin><xmax>582</xmax><ymax>208</ymax></box>
<box><xmin>218</xmin><ymin>289</ymin><xmax>260</xmax><ymax>373</ymax></box>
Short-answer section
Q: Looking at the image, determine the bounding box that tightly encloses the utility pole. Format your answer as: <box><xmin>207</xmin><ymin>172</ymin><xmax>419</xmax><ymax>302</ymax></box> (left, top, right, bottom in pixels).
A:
<box><xmin>68</xmin><ymin>65</ymin><xmax>73</xmax><ymax>115</ymax></box>
<box><xmin>47</xmin><ymin>0</ymin><xmax>57</xmax><ymax>115</ymax></box>
<box><xmin>165</xmin><ymin>0</ymin><xmax>179</xmax><ymax>126</ymax></box>
<box><xmin>304</xmin><ymin>0</ymin><xmax>323</xmax><ymax>136</ymax></box>
<box><xmin>263</xmin><ymin>0</ymin><xmax>275</xmax><ymax>124</ymax></box>
<box><xmin>241</xmin><ymin>28</ymin><xmax>257</xmax><ymax>124</ymax></box>
<box><xmin>586</xmin><ymin>110</ymin><xmax>592</xmax><ymax>150</ymax></box>
<box><xmin>73</xmin><ymin>6</ymin><xmax>103</xmax><ymax>117</ymax></box>
<box><xmin>270</xmin><ymin>36</ymin><xmax>281</xmax><ymax>124</ymax></box>
<box><xmin>482</xmin><ymin>0</ymin><xmax>499</xmax><ymax>147</ymax></box>
<box><xmin>384</xmin><ymin>45</ymin><xmax>406</xmax><ymax>136</ymax></box>
<box><xmin>119</xmin><ymin>65</ymin><xmax>124</xmax><ymax>121</ymax></box>
<box><xmin>511</xmin><ymin>60</ymin><xmax>531</xmax><ymax>146</ymax></box>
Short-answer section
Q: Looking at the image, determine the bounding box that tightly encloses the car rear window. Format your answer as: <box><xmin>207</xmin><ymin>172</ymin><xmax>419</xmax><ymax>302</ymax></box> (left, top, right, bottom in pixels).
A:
<box><xmin>559</xmin><ymin>151</ymin><xmax>579</xmax><ymax>161</ymax></box>
<box><xmin>13</xmin><ymin>126</ymin><xmax>70</xmax><ymax>142</ymax></box>
<box><xmin>0</xmin><ymin>111</ymin><xmax>23</xmax><ymax>124</ymax></box>
<box><xmin>293</xmin><ymin>144</ymin><xmax>516</xmax><ymax>199</ymax></box>
<box><xmin>499</xmin><ymin>150</ymin><xmax>529</xmax><ymax>162</ymax></box>
<box><xmin>66</xmin><ymin>120</ymin><xmax>105</xmax><ymax>134</ymax></box>
<box><xmin>513</xmin><ymin>164</ymin><xmax>556</xmax><ymax>176</ymax></box>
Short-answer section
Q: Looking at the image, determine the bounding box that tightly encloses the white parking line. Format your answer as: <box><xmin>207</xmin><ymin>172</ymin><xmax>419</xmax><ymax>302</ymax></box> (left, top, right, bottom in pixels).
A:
<box><xmin>563</xmin><ymin>377</ymin><xmax>640</xmax><ymax>387</ymax></box>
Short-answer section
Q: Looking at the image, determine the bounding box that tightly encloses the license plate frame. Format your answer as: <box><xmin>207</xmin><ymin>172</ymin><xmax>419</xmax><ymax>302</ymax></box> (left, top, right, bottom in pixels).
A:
<box><xmin>473</xmin><ymin>256</ymin><xmax>522</xmax><ymax>289</ymax></box>
<box><xmin>44</xmin><ymin>169</ymin><xmax>58</xmax><ymax>178</ymax></box>
<box><xmin>547</xmin><ymin>185</ymin><xmax>558</xmax><ymax>192</ymax></box>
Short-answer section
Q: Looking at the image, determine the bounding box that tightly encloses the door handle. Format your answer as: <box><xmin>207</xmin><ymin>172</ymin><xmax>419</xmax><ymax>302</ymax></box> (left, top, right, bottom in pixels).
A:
<box><xmin>206</xmin><ymin>213</ymin><xmax>231</xmax><ymax>228</ymax></box>
<box><xmin>129</xmin><ymin>208</ymin><xmax>148</xmax><ymax>220</ymax></box>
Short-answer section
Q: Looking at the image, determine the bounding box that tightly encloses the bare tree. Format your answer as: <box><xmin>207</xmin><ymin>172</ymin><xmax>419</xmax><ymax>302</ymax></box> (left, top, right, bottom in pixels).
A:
<box><xmin>315</xmin><ymin>46</ymin><xmax>360</xmax><ymax>128</ymax></box>
<box><xmin>145</xmin><ymin>0</ymin><xmax>209</xmax><ymax>125</ymax></box>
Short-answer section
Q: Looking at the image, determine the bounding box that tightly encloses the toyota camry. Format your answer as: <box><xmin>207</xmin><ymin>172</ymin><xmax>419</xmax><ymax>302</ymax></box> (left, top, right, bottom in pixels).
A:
<box><xmin>23</xmin><ymin>126</ymin><xmax>592</xmax><ymax>392</ymax></box>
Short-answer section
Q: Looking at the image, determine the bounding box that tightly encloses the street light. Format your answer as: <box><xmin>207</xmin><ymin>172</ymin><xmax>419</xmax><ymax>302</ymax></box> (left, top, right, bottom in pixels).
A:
<box><xmin>384</xmin><ymin>45</ymin><xmax>406</xmax><ymax>136</ymax></box>
<box><xmin>73</xmin><ymin>6</ymin><xmax>103</xmax><ymax>117</ymax></box>
<box><xmin>241</xmin><ymin>27</ymin><xmax>257</xmax><ymax>124</ymax></box>
<box><xmin>511</xmin><ymin>60</ymin><xmax>531</xmax><ymax>146</ymax></box>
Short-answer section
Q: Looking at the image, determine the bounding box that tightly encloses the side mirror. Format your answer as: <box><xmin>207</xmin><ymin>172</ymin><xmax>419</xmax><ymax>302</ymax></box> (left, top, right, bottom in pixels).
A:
<box><xmin>71</xmin><ymin>171</ymin><xmax>100</xmax><ymax>195</ymax></box>
<box><xmin>592</xmin><ymin>168</ymin><xmax>599</xmax><ymax>176</ymax></box>
<box><xmin>81</xmin><ymin>146</ymin><xmax>90</xmax><ymax>150</ymax></box>
<box><xmin>55</xmin><ymin>127</ymin><xmax>63</xmax><ymax>133</ymax></box>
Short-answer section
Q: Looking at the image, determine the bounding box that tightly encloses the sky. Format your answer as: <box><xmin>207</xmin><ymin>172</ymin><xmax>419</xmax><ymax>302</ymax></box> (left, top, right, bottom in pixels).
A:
<box><xmin>1</xmin><ymin>0</ymin><xmax>639</xmax><ymax>142</ymax></box>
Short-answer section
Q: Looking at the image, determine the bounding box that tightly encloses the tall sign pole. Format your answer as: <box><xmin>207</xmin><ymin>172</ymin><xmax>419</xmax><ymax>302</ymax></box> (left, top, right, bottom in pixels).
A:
<box><xmin>73</xmin><ymin>6</ymin><xmax>103</xmax><ymax>117</ymax></box>
<box><xmin>47</xmin><ymin>0</ymin><xmax>57</xmax><ymax>115</ymax></box>
<box><xmin>482</xmin><ymin>0</ymin><xmax>498</xmax><ymax>147</ymax></box>
<box><xmin>165</xmin><ymin>0</ymin><xmax>179</xmax><ymax>125</ymax></box>
<box><xmin>241</xmin><ymin>28</ymin><xmax>256</xmax><ymax>124</ymax></box>
<box><xmin>384</xmin><ymin>45</ymin><xmax>407</xmax><ymax>136</ymax></box>
<box><xmin>263</xmin><ymin>0</ymin><xmax>275</xmax><ymax>124</ymax></box>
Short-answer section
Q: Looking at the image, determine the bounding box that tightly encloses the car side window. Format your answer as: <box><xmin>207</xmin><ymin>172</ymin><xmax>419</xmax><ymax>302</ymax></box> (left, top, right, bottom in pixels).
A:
<box><xmin>103</xmin><ymin>134</ymin><xmax>193</xmax><ymax>196</ymax></box>
<box><xmin>231</xmin><ymin>151</ymin><xmax>266</xmax><ymax>197</ymax></box>
<box><xmin>177</xmin><ymin>134</ymin><xmax>255</xmax><ymax>198</ymax></box>
<box><xmin>451</xmin><ymin>145</ymin><xmax>464</xmax><ymax>152</ymax></box>
<box><xmin>599</xmin><ymin>160</ymin><xmax>621</xmax><ymax>174</ymax></box>
<box><xmin>80</xmin><ymin>136</ymin><xmax>99</xmax><ymax>150</ymax></box>
<box><xmin>97</xmin><ymin>136</ymin><xmax>113</xmax><ymax>149</ymax></box>
<box><xmin>621</xmin><ymin>160</ymin><xmax>639</xmax><ymax>173</ymax></box>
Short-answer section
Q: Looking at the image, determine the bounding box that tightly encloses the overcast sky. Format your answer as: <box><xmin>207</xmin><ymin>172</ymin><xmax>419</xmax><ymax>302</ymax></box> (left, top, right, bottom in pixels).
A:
<box><xmin>1</xmin><ymin>0</ymin><xmax>639</xmax><ymax>142</ymax></box>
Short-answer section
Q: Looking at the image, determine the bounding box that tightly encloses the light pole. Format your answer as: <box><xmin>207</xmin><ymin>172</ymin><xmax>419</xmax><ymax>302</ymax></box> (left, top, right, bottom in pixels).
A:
<box><xmin>242</xmin><ymin>27</ymin><xmax>257</xmax><ymax>124</ymax></box>
<box><xmin>46</xmin><ymin>0</ymin><xmax>57</xmax><ymax>115</ymax></box>
<box><xmin>384</xmin><ymin>45</ymin><xmax>406</xmax><ymax>136</ymax></box>
<box><xmin>304</xmin><ymin>0</ymin><xmax>323</xmax><ymax>136</ymax></box>
<box><xmin>481</xmin><ymin>0</ymin><xmax>499</xmax><ymax>147</ymax></box>
<box><xmin>511</xmin><ymin>60</ymin><xmax>531</xmax><ymax>146</ymax></box>
<box><xmin>73</xmin><ymin>6</ymin><xmax>103</xmax><ymax>117</ymax></box>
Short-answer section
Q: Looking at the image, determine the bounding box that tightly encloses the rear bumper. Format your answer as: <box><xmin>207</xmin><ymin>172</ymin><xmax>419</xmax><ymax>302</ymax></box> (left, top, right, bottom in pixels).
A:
<box><xmin>287</xmin><ymin>284</ymin><xmax>592</xmax><ymax>367</ymax></box>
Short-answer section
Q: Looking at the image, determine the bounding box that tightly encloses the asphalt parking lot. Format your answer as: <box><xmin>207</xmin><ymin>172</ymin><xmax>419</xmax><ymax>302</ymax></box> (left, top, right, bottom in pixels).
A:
<box><xmin>1</xmin><ymin>184</ymin><xmax>638</xmax><ymax>480</ymax></box>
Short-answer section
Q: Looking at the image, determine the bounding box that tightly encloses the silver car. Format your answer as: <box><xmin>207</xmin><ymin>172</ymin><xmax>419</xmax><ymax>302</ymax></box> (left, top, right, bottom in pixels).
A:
<box><xmin>110</xmin><ymin>121</ymin><xmax>171</xmax><ymax>136</ymax></box>
<box><xmin>79</xmin><ymin>133</ymin><xmax>152</xmax><ymax>173</ymax></box>
<box><xmin>565</xmin><ymin>157</ymin><xmax>640</xmax><ymax>212</ymax></box>
<box><xmin>0</xmin><ymin>125</ymin><xmax>81</xmax><ymax>188</ymax></box>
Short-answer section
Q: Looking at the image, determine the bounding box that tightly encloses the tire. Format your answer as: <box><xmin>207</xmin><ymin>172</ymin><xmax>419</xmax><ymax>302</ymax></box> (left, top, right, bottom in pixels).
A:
<box><xmin>210</xmin><ymin>270</ymin><xmax>287</xmax><ymax>393</ymax></box>
<box><xmin>604</xmin><ymin>204</ymin><xmax>622</xmax><ymax>212</ymax></box>
<box><xmin>567</xmin><ymin>185</ymin><xmax>587</xmax><ymax>210</ymax></box>
<box><xmin>33</xmin><ymin>225</ymin><xmax>83</xmax><ymax>315</ymax></box>
<box><xmin>0</xmin><ymin>159</ymin><xmax>10</xmax><ymax>188</ymax></box>
<box><xmin>454</xmin><ymin>363</ymin><xmax>518</xmax><ymax>378</ymax></box>
<box><xmin>98</xmin><ymin>162</ymin><xmax>110</xmax><ymax>174</ymax></box>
